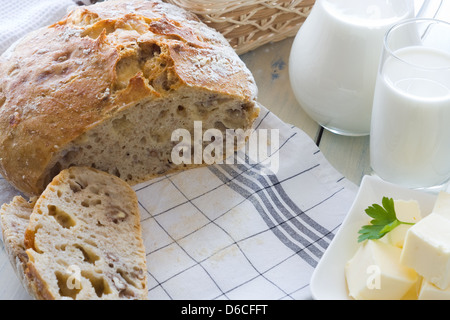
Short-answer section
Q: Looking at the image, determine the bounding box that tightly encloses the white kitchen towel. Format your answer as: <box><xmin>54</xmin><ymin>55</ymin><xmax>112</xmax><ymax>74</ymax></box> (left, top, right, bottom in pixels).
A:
<box><xmin>0</xmin><ymin>0</ymin><xmax>79</xmax><ymax>54</ymax></box>
<box><xmin>0</xmin><ymin>0</ymin><xmax>359</xmax><ymax>300</ymax></box>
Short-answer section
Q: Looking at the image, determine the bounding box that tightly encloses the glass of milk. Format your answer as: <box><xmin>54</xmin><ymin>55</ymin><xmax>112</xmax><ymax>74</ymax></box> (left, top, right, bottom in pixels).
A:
<box><xmin>370</xmin><ymin>18</ymin><xmax>450</xmax><ymax>189</ymax></box>
<box><xmin>289</xmin><ymin>0</ymin><xmax>438</xmax><ymax>136</ymax></box>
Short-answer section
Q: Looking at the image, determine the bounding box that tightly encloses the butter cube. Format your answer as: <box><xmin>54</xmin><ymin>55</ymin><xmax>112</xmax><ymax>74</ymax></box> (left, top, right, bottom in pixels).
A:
<box><xmin>432</xmin><ymin>191</ymin><xmax>450</xmax><ymax>218</ymax></box>
<box><xmin>395</xmin><ymin>199</ymin><xmax>422</xmax><ymax>223</ymax></box>
<box><xmin>345</xmin><ymin>240</ymin><xmax>419</xmax><ymax>300</ymax></box>
<box><xmin>381</xmin><ymin>200</ymin><xmax>422</xmax><ymax>248</ymax></box>
<box><xmin>401</xmin><ymin>213</ymin><xmax>450</xmax><ymax>290</ymax></box>
<box><xmin>418</xmin><ymin>279</ymin><xmax>450</xmax><ymax>300</ymax></box>
<box><xmin>401</xmin><ymin>278</ymin><xmax>421</xmax><ymax>300</ymax></box>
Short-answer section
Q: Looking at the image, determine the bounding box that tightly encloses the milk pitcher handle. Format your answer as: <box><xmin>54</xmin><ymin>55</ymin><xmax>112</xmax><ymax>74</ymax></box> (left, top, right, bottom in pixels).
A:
<box><xmin>417</xmin><ymin>0</ymin><xmax>443</xmax><ymax>18</ymax></box>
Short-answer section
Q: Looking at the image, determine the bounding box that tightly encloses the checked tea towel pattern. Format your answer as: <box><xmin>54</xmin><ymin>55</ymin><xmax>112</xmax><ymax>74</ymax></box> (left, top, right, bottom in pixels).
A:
<box><xmin>134</xmin><ymin>107</ymin><xmax>357</xmax><ymax>299</ymax></box>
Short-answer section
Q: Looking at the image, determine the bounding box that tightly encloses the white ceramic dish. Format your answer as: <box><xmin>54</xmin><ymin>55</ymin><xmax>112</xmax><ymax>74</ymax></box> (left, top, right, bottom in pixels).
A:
<box><xmin>310</xmin><ymin>175</ymin><xmax>438</xmax><ymax>300</ymax></box>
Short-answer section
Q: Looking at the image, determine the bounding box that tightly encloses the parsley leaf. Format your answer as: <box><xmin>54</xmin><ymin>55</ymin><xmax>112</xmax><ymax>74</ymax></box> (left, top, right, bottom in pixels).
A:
<box><xmin>357</xmin><ymin>197</ymin><xmax>414</xmax><ymax>243</ymax></box>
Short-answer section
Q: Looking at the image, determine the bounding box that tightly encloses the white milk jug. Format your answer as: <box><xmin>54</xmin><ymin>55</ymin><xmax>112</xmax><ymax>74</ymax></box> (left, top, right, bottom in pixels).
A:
<box><xmin>289</xmin><ymin>0</ymin><xmax>438</xmax><ymax>136</ymax></box>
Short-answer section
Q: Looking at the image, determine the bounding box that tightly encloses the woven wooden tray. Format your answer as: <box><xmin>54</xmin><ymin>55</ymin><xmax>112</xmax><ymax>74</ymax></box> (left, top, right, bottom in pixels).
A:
<box><xmin>165</xmin><ymin>0</ymin><xmax>315</xmax><ymax>55</ymax></box>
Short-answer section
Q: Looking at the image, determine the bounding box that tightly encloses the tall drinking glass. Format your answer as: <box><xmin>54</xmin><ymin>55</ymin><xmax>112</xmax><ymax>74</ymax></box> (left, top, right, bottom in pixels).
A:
<box><xmin>370</xmin><ymin>18</ymin><xmax>450</xmax><ymax>189</ymax></box>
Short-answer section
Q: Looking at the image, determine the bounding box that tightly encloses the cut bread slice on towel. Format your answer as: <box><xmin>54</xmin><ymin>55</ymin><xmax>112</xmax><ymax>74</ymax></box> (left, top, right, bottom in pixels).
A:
<box><xmin>0</xmin><ymin>195</ymin><xmax>37</xmax><ymax>298</ymax></box>
<box><xmin>0</xmin><ymin>166</ymin><xmax>148</xmax><ymax>300</ymax></box>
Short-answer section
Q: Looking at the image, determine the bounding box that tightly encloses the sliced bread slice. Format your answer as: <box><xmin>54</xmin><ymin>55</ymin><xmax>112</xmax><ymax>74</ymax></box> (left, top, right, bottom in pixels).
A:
<box><xmin>1</xmin><ymin>166</ymin><xmax>148</xmax><ymax>300</ymax></box>
<box><xmin>0</xmin><ymin>196</ymin><xmax>37</xmax><ymax>297</ymax></box>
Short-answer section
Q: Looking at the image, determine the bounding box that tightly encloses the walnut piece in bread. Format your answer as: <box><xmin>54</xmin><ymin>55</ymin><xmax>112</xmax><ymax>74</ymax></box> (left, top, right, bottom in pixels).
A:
<box><xmin>0</xmin><ymin>0</ymin><xmax>259</xmax><ymax>196</ymax></box>
<box><xmin>1</xmin><ymin>166</ymin><xmax>148</xmax><ymax>300</ymax></box>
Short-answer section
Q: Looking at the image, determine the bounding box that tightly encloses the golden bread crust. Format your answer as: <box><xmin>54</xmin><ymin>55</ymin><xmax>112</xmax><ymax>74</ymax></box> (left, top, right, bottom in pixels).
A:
<box><xmin>0</xmin><ymin>0</ymin><xmax>258</xmax><ymax>196</ymax></box>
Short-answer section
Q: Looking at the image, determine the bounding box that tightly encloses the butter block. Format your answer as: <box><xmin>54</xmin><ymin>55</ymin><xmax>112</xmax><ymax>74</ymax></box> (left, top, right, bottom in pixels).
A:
<box><xmin>381</xmin><ymin>199</ymin><xmax>422</xmax><ymax>248</ymax></box>
<box><xmin>401</xmin><ymin>213</ymin><xmax>450</xmax><ymax>290</ymax></box>
<box><xmin>401</xmin><ymin>278</ymin><xmax>421</xmax><ymax>300</ymax></box>
<box><xmin>345</xmin><ymin>240</ymin><xmax>419</xmax><ymax>300</ymax></box>
<box><xmin>432</xmin><ymin>191</ymin><xmax>450</xmax><ymax>218</ymax></box>
<box><xmin>418</xmin><ymin>279</ymin><xmax>450</xmax><ymax>300</ymax></box>
<box><xmin>395</xmin><ymin>199</ymin><xmax>422</xmax><ymax>223</ymax></box>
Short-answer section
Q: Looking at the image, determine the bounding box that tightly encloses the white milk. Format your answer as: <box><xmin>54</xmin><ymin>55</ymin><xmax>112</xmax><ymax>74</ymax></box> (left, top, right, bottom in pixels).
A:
<box><xmin>289</xmin><ymin>0</ymin><xmax>414</xmax><ymax>135</ymax></box>
<box><xmin>370</xmin><ymin>46</ymin><xmax>450</xmax><ymax>188</ymax></box>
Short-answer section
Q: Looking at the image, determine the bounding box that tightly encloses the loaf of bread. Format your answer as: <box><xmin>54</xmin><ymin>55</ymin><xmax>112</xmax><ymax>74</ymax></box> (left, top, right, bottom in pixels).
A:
<box><xmin>0</xmin><ymin>0</ymin><xmax>259</xmax><ymax>196</ymax></box>
<box><xmin>0</xmin><ymin>166</ymin><xmax>148</xmax><ymax>300</ymax></box>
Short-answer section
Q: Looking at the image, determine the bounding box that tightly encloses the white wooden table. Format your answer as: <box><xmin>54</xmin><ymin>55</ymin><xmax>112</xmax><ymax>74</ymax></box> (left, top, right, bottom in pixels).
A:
<box><xmin>1</xmin><ymin>0</ymin><xmax>449</xmax><ymax>300</ymax></box>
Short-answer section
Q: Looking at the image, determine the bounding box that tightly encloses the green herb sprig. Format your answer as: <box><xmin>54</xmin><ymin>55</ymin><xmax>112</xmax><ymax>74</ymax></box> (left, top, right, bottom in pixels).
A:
<box><xmin>357</xmin><ymin>197</ymin><xmax>415</xmax><ymax>243</ymax></box>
